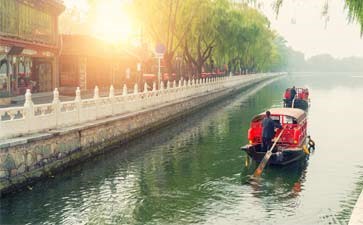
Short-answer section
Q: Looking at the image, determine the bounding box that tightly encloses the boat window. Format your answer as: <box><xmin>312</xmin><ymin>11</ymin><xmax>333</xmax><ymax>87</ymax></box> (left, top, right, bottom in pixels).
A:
<box><xmin>271</xmin><ymin>115</ymin><xmax>282</xmax><ymax>126</ymax></box>
<box><xmin>252</xmin><ymin>115</ymin><xmax>264</xmax><ymax>122</ymax></box>
<box><xmin>284</xmin><ymin>115</ymin><xmax>298</xmax><ymax>124</ymax></box>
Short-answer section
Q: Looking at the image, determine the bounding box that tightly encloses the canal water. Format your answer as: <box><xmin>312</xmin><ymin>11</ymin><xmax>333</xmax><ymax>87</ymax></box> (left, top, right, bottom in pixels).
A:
<box><xmin>1</xmin><ymin>73</ymin><xmax>363</xmax><ymax>225</ymax></box>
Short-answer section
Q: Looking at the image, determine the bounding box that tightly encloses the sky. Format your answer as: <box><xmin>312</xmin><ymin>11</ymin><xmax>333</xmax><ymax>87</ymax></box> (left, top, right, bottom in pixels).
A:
<box><xmin>259</xmin><ymin>0</ymin><xmax>363</xmax><ymax>59</ymax></box>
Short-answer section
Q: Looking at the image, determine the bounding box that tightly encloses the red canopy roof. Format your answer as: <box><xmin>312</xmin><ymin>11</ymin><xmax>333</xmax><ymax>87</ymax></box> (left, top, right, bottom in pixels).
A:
<box><xmin>253</xmin><ymin>108</ymin><xmax>306</xmax><ymax>122</ymax></box>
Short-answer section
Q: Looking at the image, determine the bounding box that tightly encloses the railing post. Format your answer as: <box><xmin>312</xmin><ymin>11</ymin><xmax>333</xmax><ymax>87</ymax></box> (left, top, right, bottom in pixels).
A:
<box><xmin>196</xmin><ymin>79</ymin><xmax>200</xmax><ymax>94</ymax></box>
<box><xmin>94</xmin><ymin>86</ymin><xmax>100</xmax><ymax>99</ymax></box>
<box><xmin>180</xmin><ymin>80</ymin><xmax>184</xmax><ymax>97</ymax></box>
<box><xmin>109</xmin><ymin>85</ymin><xmax>115</xmax><ymax>116</ymax></box>
<box><xmin>109</xmin><ymin>85</ymin><xmax>115</xmax><ymax>98</ymax></box>
<box><xmin>166</xmin><ymin>81</ymin><xmax>170</xmax><ymax>101</ymax></box>
<box><xmin>133</xmin><ymin>83</ymin><xmax>139</xmax><ymax>111</ymax></box>
<box><xmin>134</xmin><ymin>83</ymin><xmax>138</xmax><ymax>94</ymax></box>
<box><xmin>24</xmin><ymin>89</ymin><xmax>34</xmax><ymax>134</ymax></box>
<box><xmin>172</xmin><ymin>80</ymin><xmax>176</xmax><ymax>100</ymax></box>
<box><xmin>94</xmin><ymin>86</ymin><xmax>99</xmax><ymax>118</ymax></box>
<box><xmin>123</xmin><ymin>84</ymin><xmax>128</xmax><ymax>96</ymax></box>
<box><xmin>144</xmin><ymin>82</ymin><xmax>148</xmax><ymax>94</ymax></box>
<box><xmin>122</xmin><ymin>84</ymin><xmax>128</xmax><ymax>113</ymax></box>
<box><xmin>192</xmin><ymin>79</ymin><xmax>196</xmax><ymax>95</ymax></box>
<box><xmin>52</xmin><ymin>88</ymin><xmax>61</xmax><ymax>128</ymax></box>
<box><xmin>152</xmin><ymin>82</ymin><xmax>156</xmax><ymax>92</ymax></box>
<box><xmin>75</xmin><ymin>87</ymin><xmax>81</xmax><ymax>123</ymax></box>
<box><xmin>143</xmin><ymin>82</ymin><xmax>148</xmax><ymax>107</ymax></box>
<box><xmin>159</xmin><ymin>81</ymin><xmax>164</xmax><ymax>103</ymax></box>
<box><xmin>151</xmin><ymin>81</ymin><xmax>157</xmax><ymax>105</ymax></box>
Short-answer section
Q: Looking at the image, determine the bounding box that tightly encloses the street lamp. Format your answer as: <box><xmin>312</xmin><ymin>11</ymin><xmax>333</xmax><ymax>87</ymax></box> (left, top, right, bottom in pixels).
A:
<box><xmin>155</xmin><ymin>43</ymin><xmax>166</xmax><ymax>87</ymax></box>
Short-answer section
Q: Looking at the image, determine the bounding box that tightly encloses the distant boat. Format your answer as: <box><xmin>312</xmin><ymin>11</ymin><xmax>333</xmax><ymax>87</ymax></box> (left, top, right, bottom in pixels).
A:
<box><xmin>283</xmin><ymin>88</ymin><xmax>310</xmax><ymax>111</ymax></box>
<box><xmin>241</xmin><ymin>108</ymin><xmax>309</xmax><ymax>166</ymax></box>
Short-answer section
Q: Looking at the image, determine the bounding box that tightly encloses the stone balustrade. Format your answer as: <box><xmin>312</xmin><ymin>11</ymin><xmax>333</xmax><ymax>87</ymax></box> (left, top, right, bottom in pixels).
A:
<box><xmin>0</xmin><ymin>74</ymin><xmax>278</xmax><ymax>140</ymax></box>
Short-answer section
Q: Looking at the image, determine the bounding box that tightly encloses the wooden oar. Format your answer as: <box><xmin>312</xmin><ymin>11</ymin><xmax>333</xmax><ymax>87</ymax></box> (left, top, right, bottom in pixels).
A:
<box><xmin>253</xmin><ymin>129</ymin><xmax>285</xmax><ymax>177</ymax></box>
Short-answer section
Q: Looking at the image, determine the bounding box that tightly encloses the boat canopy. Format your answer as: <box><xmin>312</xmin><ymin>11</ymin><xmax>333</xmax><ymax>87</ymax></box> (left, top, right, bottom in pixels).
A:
<box><xmin>252</xmin><ymin>108</ymin><xmax>306</xmax><ymax>123</ymax></box>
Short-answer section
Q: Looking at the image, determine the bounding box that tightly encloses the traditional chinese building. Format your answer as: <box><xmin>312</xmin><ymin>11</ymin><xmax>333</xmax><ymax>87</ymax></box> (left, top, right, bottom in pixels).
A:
<box><xmin>0</xmin><ymin>0</ymin><xmax>65</xmax><ymax>99</ymax></box>
<box><xmin>59</xmin><ymin>35</ymin><xmax>143</xmax><ymax>95</ymax></box>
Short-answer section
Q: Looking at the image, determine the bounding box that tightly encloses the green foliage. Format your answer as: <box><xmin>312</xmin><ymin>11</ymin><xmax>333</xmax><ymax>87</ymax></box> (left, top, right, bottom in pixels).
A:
<box><xmin>345</xmin><ymin>0</ymin><xmax>363</xmax><ymax>33</ymax></box>
<box><xmin>139</xmin><ymin>0</ymin><xmax>288</xmax><ymax>74</ymax></box>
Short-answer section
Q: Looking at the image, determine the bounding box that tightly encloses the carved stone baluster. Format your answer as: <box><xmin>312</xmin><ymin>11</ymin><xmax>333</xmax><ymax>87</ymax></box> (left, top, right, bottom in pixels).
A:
<box><xmin>109</xmin><ymin>85</ymin><xmax>115</xmax><ymax>98</ymax></box>
<box><xmin>75</xmin><ymin>87</ymin><xmax>82</xmax><ymax>123</ymax></box>
<box><xmin>109</xmin><ymin>85</ymin><xmax>115</xmax><ymax>116</ymax></box>
<box><xmin>24</xmin><ymin>89</ymin><xmax>34</xmax><ymax>133</ymax></box>
<box><xmin>134</xmin><ymin>83</ymin><xmax>139</xmax><ymax>94</ymax></box>
<box><xmin>75</xmin><ymin>87</ymin><xmax>81</xmax><ymax>101</ymax></box>
<box><xmin>123</xmin><ymin>84</ymin><xmax>128</xmax><ymax>96</ymax></box>
<box><xmin>152</xmin><ymin>82</ymin><xmax>156</xmax><ymax>92</ymax></box>
<box><xmin>52</xmin><ymin>88</ymin><xmax>61</xmax><ymax>127</ymax></box>
<box><xmin>94</xmin><ymin>86</ymin><xmax>100</xmax><ymax>99</ymax></box>
<box><xmin>144</xmin><ymin>82</ymin><xmax>148</xmax><ymax>94</ymax></box>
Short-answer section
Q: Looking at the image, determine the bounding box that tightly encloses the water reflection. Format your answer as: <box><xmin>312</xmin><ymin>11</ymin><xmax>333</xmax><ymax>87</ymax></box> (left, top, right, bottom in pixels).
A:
<box><xmin>242</xmin><ymin>157</ymin><xmax>308</xmax><ymax>208</ymax></box>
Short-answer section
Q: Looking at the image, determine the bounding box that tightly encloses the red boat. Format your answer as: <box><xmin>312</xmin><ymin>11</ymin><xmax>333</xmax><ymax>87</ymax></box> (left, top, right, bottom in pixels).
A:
<box><xmin>283</xmin><ymin>88</ymin><xmax>310</xmax><ymax>110</ymax></box>
<box><xmin>241</xmin><ymin>108</ymin><xmax>309</xmax><ymax>166</ymax></box>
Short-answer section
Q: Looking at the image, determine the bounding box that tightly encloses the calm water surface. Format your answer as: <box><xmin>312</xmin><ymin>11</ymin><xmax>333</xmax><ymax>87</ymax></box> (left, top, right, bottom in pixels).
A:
<box><xmin>1</xmin><ymin>73</ymin><xmax>363</xmax><ymax>225</ymax></box>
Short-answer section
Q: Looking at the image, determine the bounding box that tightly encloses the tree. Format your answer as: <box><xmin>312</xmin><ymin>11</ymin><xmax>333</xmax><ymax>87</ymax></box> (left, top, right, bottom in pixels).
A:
<box><xmin>59</xmin><ymin>0</ymin><xmax>289</xmax><ymax>76</ymax></box>
<box><xmin>132</xmin><ymin>0</ymin><xmax>203</xmax><ymax>74</ymax></box>
<box><xmin>183</xmin><ymin>0</ymin><xmax>230</xmax><ymax>76</ymax></box>
<box><xmin>345</xmin><ymin>0</ymin><xmax>363</xmax><ymax>33</ymax></box>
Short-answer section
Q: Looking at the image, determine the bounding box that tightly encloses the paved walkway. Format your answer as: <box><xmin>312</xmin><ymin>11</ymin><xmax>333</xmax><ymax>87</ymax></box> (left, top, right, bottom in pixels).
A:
<box><xmin>0</xmin><ymin>90</ymin><xmax>126</xmax><ymax>108</ymax></box>
<box><xmin>349</xmin><ymin>190</ymin><xmax>363</xmax><ymax>225</ymax></box>
<box><xmin>0</xmin><ymin>92</ymin><xmax>74</xmax><ymax>108</ymax></box>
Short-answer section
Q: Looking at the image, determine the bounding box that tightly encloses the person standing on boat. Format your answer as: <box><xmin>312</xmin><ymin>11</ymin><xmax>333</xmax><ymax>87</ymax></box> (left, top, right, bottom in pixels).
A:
<box><xmin>261</xmin><ymin>111</ymin><xmax>282</xmax><ymax>152</ymax></box>
<box><xmin>290</xmin><ymin>86</ymin><xmax>297</xmax><ymax>101</ymax></box>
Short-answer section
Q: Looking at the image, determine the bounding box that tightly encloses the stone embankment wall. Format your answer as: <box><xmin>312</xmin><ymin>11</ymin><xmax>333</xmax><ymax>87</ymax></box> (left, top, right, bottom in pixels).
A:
<box><xmin>0</xmin><ymin>73</ymin><xmax>284</xmax><ymax>195</ymax></box>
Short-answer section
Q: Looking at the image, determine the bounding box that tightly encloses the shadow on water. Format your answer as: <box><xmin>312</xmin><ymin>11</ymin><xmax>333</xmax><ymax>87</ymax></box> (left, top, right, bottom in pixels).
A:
<box><xmin>241</xmin><ymin>156</ymin><xmax>309</xmax><ymax>199</ymax></box>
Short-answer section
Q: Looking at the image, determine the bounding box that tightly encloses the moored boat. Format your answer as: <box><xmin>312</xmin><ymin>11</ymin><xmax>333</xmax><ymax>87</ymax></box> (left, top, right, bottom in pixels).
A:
<box><xmin>241</xmin><ymin>108</ymin><xmax>308</xmax><ymax>166</ymax></box>
<box><xmin>283</xmin><ymin>88</ymin><xmax>310</xmax><ymax>110</ymax></box>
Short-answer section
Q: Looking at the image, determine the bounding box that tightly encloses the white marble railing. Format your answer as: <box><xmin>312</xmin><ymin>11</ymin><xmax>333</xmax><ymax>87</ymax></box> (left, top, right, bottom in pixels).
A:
<box><xmin>0</xmin><ymin>73</ymin><xmax>282</xmax><ymax>140</ymax></box>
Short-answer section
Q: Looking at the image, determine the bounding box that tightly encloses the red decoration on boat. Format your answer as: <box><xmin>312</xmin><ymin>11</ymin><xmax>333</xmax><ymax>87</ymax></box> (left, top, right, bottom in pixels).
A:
<box><xmin>241</xmin><ymin>108</ymin><xmax>309</xmax><ymax>166</ymax></box>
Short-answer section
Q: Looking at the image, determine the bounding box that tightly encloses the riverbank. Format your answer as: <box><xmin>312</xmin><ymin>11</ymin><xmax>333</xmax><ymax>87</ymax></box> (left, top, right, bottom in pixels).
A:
<box><xmin>0</xmin><ymin>74</ymin><xmax>284</xmax><ymax>196</ymax></box>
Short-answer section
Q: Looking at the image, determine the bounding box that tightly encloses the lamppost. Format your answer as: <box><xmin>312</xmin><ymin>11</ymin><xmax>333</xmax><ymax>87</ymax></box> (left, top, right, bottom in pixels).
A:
<box><xmin>155</xmin><ymin>43</ymin><xmax>166</xmax><ymax>87</ymax></box>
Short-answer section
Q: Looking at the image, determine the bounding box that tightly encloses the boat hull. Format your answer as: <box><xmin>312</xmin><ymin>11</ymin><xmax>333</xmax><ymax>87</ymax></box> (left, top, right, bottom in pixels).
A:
<box><xmin>241</xmin><ymin>144</ymin><xmax>306</xmax><ymax>166</ymax></box>
<box><xmin>283</xmin><ymin>99</ymin><xmax>309</xmax><ymax>111</ymax></box>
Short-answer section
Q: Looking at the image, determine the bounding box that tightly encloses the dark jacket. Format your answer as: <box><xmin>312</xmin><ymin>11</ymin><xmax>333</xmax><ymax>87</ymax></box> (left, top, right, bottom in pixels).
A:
<box><xmin>261</xmin><ymin>117</ymin><xmax>282</xmax><ymax>139</ymax></box>
<box><xmin>290</xmin><ymin>88</ymin><xmax>297</xmax><ymax>100</ymax></box>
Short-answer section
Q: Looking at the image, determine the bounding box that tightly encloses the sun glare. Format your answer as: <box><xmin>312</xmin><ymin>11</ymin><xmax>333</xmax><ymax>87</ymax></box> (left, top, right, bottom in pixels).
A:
<box><xmin>92</xmin><ymin>0</ymin><xmax>134</xmax><ymax>44</ymax></box>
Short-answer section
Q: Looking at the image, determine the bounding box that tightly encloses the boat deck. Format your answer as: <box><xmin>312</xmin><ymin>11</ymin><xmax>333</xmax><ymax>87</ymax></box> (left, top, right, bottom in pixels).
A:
<box><xmin>349</xmin><ymin>189</ymin><xmax>363</xmax><ymax>225</ymax></box>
